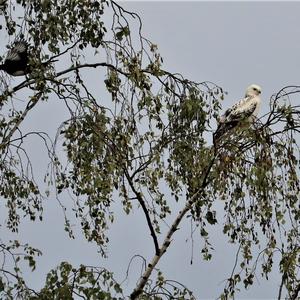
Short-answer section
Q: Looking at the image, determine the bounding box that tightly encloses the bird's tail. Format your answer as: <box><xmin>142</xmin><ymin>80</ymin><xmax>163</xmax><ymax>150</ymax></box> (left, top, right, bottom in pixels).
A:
<box><xmin>213</xmin><ymin>125</ymin><xmax>224</xmax><ymax>146</ymax></box>
<box><xmin>213</xmin><ymin>121</ymin><xmax>238</xmax><ymax>146</ymax></box>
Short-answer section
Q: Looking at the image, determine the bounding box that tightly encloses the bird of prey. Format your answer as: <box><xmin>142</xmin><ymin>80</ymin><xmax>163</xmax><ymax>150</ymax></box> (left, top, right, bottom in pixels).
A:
<box><xmin>213</xmin><ymin>84</ymin><xmax>262</xmax><ymax>144</ymax></box>
<box><xmin>0</xmin><ymin>40</ymin><xmax>29</xmax><ymax>76</ymax></box>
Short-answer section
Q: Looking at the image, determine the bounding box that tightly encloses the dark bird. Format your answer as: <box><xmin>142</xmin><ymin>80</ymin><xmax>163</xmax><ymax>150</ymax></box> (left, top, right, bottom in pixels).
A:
<box><xmin>0</xmin><ymin>40</ymin><xmax>29</xmax><ymax>76</ymax></box>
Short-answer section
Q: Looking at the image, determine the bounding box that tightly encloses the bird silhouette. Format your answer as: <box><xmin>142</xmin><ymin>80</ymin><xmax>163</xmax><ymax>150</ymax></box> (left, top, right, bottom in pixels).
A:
<box><xmin>0</xmin><ymin>40</ymin><xmax>30</xmax><ymax>76</ymax></box>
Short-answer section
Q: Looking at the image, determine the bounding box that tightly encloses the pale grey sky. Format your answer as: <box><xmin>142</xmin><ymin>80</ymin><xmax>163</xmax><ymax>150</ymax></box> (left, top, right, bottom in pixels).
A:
<box><xmin>1</xmin><ymin>2</ymin><xmax>300</xmax><ymax>299</ymax></box>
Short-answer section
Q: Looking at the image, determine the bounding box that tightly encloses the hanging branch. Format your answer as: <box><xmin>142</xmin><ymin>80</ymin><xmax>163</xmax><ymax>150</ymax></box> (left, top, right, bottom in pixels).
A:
<box><xmin>130</xmin><ymin>154</ymin><xmax>217</xmax><ymax>299</ymax></box>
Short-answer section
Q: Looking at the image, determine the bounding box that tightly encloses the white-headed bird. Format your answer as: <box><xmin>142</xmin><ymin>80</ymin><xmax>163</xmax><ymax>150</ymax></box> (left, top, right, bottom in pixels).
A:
<box><xmin>214</xmin><ymin>84</ymin><xmax>262</xmax><ymax>144</ymax></box>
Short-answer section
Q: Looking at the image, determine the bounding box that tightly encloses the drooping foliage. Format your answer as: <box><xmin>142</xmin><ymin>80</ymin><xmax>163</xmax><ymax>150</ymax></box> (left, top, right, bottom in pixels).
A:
<box><xmin>0</xmin><ymin>1</ymin><xmax>299</xmax><ymax>299</ymax></box>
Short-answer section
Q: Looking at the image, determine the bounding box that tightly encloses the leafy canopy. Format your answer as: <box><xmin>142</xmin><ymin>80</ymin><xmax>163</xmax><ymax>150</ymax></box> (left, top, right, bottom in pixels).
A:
<box><xmin>0</xmin><ymin>1</ymin><xmax>299</xmax><ymax>299</ymax></box>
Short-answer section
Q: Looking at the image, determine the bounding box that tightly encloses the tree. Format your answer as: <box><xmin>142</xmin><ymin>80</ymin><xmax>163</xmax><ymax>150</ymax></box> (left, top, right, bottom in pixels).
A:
<box><xmin>0</xmin><ymin>1</ymin><xmax>299</xmax><ymax>299</ymax></box>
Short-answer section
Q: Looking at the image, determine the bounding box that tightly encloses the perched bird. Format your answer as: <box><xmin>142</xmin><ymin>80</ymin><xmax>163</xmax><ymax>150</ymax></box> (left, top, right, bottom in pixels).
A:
<box><xmin>0</xmin><ymin>40</ymin><xmax>29</xmax><ymax>76</ymax></box>
<box><xmin>213</xmin><ymin>84</ymin><xmax>262</xmax><ymax>144</ymax></box>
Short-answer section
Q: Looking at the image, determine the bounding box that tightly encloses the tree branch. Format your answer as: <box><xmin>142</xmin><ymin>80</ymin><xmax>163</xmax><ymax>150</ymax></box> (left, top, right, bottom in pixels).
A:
<box><xmin>124</xmin><ymin>169</ymin><xmax>160</xmax><ymax>256</ymax></box>
<box><xmin>55</xmin><ymin>62</ymin><xmax>130</xmax><ymax>78</ymax></box>
<box><xmin>291</xmin><ymin>282</ymin><xmax>300</xmax><ymax>300</ymax></box>
<box><xmin>0</xmin><ymin>93</ymin><xmax>42</xmax><ymax>149</ymax></box>
<box><xmin>130</xmin><ymin>152</ymin><xmax>217</xmax><ymax>299</ymax></box>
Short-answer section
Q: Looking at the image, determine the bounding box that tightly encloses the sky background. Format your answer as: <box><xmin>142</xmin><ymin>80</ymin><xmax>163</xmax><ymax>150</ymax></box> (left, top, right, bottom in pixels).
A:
<box><xmin>1</xmin><ymin>1</ymin><xmax>300</xmax><ymax>299</ymax></box>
